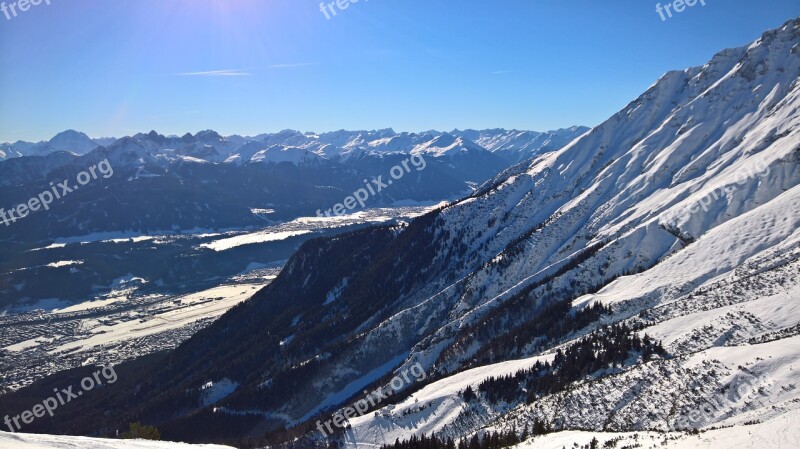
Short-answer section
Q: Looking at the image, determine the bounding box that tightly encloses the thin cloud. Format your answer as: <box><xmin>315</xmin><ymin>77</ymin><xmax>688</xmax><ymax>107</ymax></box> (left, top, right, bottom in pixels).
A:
<box><xmin>176</xmin><ymin>69</ymin><xmax>252</xmax><ymax>77</ymax></box>
<box><xmin>491</xmin><ymin>70</ymin><xmax>513</xmax><ymax>75</ymax></box>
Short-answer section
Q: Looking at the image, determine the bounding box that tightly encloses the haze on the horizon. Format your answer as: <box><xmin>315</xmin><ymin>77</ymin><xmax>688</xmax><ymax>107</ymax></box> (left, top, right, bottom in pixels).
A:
<box><xmin>0</xmin><ymin>0</ymin><xmax>797</xmax><ymax>143</ymax></box>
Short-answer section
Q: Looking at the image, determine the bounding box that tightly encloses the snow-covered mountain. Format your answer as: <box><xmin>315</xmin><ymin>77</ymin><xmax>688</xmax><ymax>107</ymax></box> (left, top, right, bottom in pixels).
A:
<box><xmin>333</xmin><ymin>17</ymin><xmax>800</xmax><ymax>447</ymax></box>
<box><xmin>39</xmin><ymin>130</ymin><xmax>102</xmax><ymax>155</ymax></box>
<box><xmin>453</xmin><ymin>126</ymin><xmax>590</xmax><ymax>164</ymax></box>
<box><xmin>0</xmin><ymin>130</ymin><xmax>100</xmax><ymax>160</ymax></box>
<box><xmin>41</xmin><ymin>17</ymin><xmax>797</xmax><ymax>448</ymax></box>
<box><xmin>4</xmin><ymin>16</ymin><xmax>799</xmax><ymax>449</ymax></box>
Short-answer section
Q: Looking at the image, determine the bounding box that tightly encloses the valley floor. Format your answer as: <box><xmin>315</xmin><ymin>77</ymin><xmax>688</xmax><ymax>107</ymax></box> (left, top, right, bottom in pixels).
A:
<box><xmin>0</xmin><ymin>206</ymin><xmax>441</xmax><ymax>394</ymax></box>
<box><xmin>0</xmin><ymin>280</ymin><xmax>272</xmax><ymax>394</ymax></box>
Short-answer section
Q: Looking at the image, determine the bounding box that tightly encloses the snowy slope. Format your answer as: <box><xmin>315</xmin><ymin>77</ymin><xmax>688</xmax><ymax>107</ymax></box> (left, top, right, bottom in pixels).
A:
<box><xmin>512</xmin><ymin>408</ymin><xmax>800</xmax><ymax>449</ymax></box>
<box><xmin>348</xmin><ymin>409</ymin><xmax>800</xmax><ymax>448</ymax></box>
<box><xmin>345</xmin><ymin>227</ymin><xmax>800</xmax><ymax>441</ymax></box>
<box><xmin>341</xmin><ymin>198</ymin><xmax>800</xmax><ymax>444</ymax></box>
<box><xmin>0</xmin><ymin>432</ymin><xmax>233</xmax><ymax>449</ymax></box>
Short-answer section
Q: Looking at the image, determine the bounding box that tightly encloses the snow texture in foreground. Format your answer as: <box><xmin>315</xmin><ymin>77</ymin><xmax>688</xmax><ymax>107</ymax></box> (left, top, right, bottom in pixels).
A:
<box><xmin>513</xmin><ymin>408</ymin><xmax>800</xmax><ymax>449</ymax></box>
<box><xmin>0</xmin><ymin>431</ymin><xmax>233</xmax><ymax>449</ymax></box>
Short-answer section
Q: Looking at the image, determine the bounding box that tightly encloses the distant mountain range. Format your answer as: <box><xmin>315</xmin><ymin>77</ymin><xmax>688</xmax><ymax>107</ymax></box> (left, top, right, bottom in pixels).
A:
<box><xmin>0</xmin><ymin>127</ymin><xmax>588</xmax><ymax>242</ymax></box>
<box><xmin>0</xmin><ymin>127</ymin><xmax>589</xmax><ymax>164</ymax></box>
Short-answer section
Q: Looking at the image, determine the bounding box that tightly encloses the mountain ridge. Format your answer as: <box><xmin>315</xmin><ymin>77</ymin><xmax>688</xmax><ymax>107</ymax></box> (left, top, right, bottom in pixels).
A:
<box><xmin>0</xmin><ymin>127</ymin><xmax>588</xmax><ymax>164</ymax></box>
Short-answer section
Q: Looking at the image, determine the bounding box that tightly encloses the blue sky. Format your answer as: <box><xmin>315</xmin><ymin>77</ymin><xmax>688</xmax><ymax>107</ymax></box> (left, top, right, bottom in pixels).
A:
<box><xmin>0</xmin><ymin>0</ymin><xmax>797</xmax><ymax>142</ymax></box>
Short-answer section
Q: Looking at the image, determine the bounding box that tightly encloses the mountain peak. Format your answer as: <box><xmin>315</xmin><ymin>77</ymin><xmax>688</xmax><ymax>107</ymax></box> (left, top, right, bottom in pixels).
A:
<box><xmin>195</xmin><ymin>130</ymin><xmax>222</xmax><ymax>141</ymax></box>
<box><xmin>36</xmin><ymin>130</ymin><xmax>100</xmax><ymax>156</ymax></box>
<box><xmin>48</xmin><ymin>129</ymin><xmax>95</xmax><ymax>146</ymax></box>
